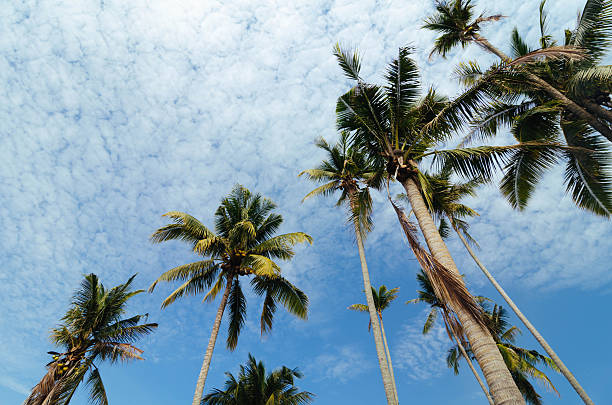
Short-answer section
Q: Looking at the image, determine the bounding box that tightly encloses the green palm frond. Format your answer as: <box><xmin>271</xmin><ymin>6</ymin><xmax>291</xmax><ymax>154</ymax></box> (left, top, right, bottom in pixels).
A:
<box><xmin>562</xmin><ymin>121</ymin><xmax>612</xmax><ymax>217</ymax></box>
<box><xmin>227</xmin><ymin>278</ymin><xmax>246</xmax><ymax>350</ymax></box>
<box><xmin>511</xmin><ymin>28</ymin><xmax>532</xmax><ymax>58</ymax></box>
<box><xmin>162</xmin><ymin>270</ymin><xmax>221</xmax><ymax>308</ymax></box>
<box><xmin>148</xmin><ymin>260</ymin><xmax>218</xmax><ymax>293</ymax></box>
<box><xmin>251</xmin><ymin>233</ymin><xmax>313</xmax><ymax>261</ymax></box>
<box><xmin>572</xmin><ymin>0</ymin><xmax>612</xmax><ymax>61</ymax></box>
<box><xmin>244</xmin><ymin>255</ymin><xmax>281</xmax><ymax>277</ymax></box>
<box><xmin>347</xmin><ymin>303</ymin><xmax>369</xmax><ymax>312</ymax></box>
<box><xmin>251</xmin><ymin>276</ymin><xmax>308</xmax><ymax>320</ymax></box>
<box><xmin>151</xmin><ymin>211</ymin><xmax>215</xmax><ymax>246</ymax></box>
<box><xmin>423</xmin><ymin>308</ymin><xmax>439</xmax><ymax>334</ymax></box>
<box><xmin>568</xmin><ymin>65</ymin><xmax>612</xmax><ymax>95</ymax></box>
<box><xmin>85</xmin><ymin>368</ymin><xmax>108</xmax><ymax>405</ymax></box>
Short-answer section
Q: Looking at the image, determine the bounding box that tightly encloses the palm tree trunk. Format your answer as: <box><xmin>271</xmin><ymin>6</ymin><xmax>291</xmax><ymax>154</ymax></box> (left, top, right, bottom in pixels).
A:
<box><xmin>379</xmin><ymin>314</ymin><xmax>399</xmax><ymax>402</ymax></box>
<box><xmin>451</xmin><ymin>221</ymin><xmax>595</xmax><ymax>405</ymax></box>
<box><xmin>583</xmin><ymin>98</ymin><xmax>612</xmax><ymax>124</ymax></box>
<box><xmin>472</xmin><ymin>33</ymin><xmax>612</xmax><ymax>142</ymax></box>
<box><xmin>350</xmin><ymin>196</ymin><xmax>398</xmax><ymax>405</ymax></box>
<box><xmin>401</xmin><ymin>176</ymin><xmax>525</xmax><ymax>405</ymax></box>
<box><xmin>192</xmin><ymin>276</ymin><xmax>234</xmax><ymax>405</ymax></box>
<box><xmin>452</xmin><ymin>331</ymin><xmax>495</xmax><ymax>405</ymax></box>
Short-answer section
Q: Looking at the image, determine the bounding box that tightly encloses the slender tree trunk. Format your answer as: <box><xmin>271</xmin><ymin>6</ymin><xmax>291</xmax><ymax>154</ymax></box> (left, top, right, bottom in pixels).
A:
<box><xmin>350</xmin><ymin>196</ymin><xmax>398</xmax><ymax>405</ymax></box>
<box><xmin>472</xmin><ymin>34</ymin><xmax>612</xmax><ymax>142</ymax></box>
<box><xmin>451</xmin><ymin>331</ymin><xmax>495</xmax><ymax>405</ymax></box>
<box><xmin>379</xmin><ymin>314</ymin><xmax>399</xmax><ymax>402</ymax></box>
<box><xmin>452</xmin><ymin>222</ymin><xmax>595</xmax><ymax>405</ymax></box>
<box><xmin>192</xmin><ymin>276</ymin><xmax>234</xmax><ymax>405</ymax></box>
<box><xmin>401</xmin><ymin>177</ymin><xmax>524</xmax><ymax>405</ymax></box>
<box><xmin>583</xmin><ymin>98</ymin><xmax>612</xmax><ymax>124</ymax></box>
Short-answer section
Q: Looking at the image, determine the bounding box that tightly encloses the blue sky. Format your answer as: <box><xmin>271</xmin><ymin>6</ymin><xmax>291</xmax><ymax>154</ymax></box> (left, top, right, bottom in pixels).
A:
<box><xmin>1</xmin><ymin>0</ymin><xmax>611</xmax><ymax>404</ymax></box>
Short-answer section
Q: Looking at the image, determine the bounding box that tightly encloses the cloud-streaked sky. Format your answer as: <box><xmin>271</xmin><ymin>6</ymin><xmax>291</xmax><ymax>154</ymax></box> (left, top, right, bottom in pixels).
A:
<box><xmin>1</xmin><ymin>0</ymin><xmax>610</xmax><ymax>403</ymax></box>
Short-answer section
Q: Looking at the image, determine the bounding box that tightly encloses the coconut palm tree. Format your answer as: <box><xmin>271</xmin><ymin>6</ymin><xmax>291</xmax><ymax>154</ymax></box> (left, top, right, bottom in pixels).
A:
<box><xmin>423</xmin><ymin>0</ymin><xmax>612</xmax><ymax>142</ymax></box>
<box><xmin>447</xmin><ymin>303</ymin><xmax>561</xmax><ymax>405</ymax></box>
<box><xmin>149</xmin><ymin>185</ymin><xmax>311</xmax><ymax>405</ymax></box>
<box><xmin>334</xmin><ymin>43</ymin><xmax>531</xmax><ymax>404</ymax></box>
<box><xmin>25</xmin><ymin>273</ymin><xmax>158</xmax><ymax>405</ymax></box>
<box><xmin>349</xmin><ymin>285</ymin><xmax>400</xmax><ymax>401</ymax></box>
<box><xmin>299</xmin><ymin>133</ymin><xmax>397</xmax><ymax>405</ymax></box>
<box><xmin>403</xmin><ymin>168</ymin><xmax>599</xmax><ymax>405</ymax></box>
<box><xmin>407</xmin><ymin>271</ymin><xmax>494</xmax><ymax>405</ymax></box>
<box><xmin>202</xmin><ymin>354</ymin><xmax>314</xmax><ymax>405</ymax></box>
<box><xmin>441</xmin><ymin>3</ymin><xmax>612</xmax><ymax>218</ymax></box>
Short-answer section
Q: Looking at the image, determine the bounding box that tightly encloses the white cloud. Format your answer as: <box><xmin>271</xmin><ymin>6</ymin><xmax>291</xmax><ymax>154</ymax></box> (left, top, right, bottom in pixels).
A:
<box><xmin>393</xmin><ymin>311</ymin><xmax>452</xmax><ymax>381</ymax></box>
<box><xmin>0</xmin><ymin>0</ymin><xmax>609</xmax><ymax>398</ymax></box>
<box><xmin>309</xmin><ymin>345</ymin><xmax>371</xmax><ymax>383</ymax></box>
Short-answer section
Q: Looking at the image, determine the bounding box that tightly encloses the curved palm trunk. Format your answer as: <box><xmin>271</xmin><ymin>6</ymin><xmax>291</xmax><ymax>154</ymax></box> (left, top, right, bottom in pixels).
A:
<box><xmin>472</xmin><ymin>33</ymin><xmax>612</xmax><ymax>142</ymax></box>
<box><xmin>379</xmin><ymin>314</ymin><xmax>399</xmax><ymax>402</ymax></box>
<box><xmin>192</xmin><ymin>276</ymin><xmax>234</xmax><ymax>405</ymax></box>
<box><xmin>402</xmin><ymin>177</ymin><xmax>524</xmax><ymax>405</ymax></box>
<box><xmin>452</xmin><ymin>222</ymin><xmax>595</xmax><ymax>405</ymax></box>
<box><xmin>452</xmin><ymin>332</ymin><xmax>495</xmax><ymax>405</ymax></box>
<box><xmin>351</xmin><ymin>197</ymin><xmax>398</xmax><ymax>405</ymax></box>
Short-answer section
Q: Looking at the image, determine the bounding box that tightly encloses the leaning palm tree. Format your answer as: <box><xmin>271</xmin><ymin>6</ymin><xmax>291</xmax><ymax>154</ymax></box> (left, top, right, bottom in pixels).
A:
<box><xmin>202</xmin><ymin>354</ymin><xmax>314</xmax><ymax>405</ymax></box>
<box><xmin>443</xmin><ymin>4</ymin><xmax>612</xmax><ymax>218</ymax></box>
<box><xmin>25</xmin><ymin>273</ymin><xmax>158</xmax><ymax>405</ymax></box>
<box><xmin>149</xmin><ymin>185</ymin><xmax>311</xmax><ymax>405</ymax></box>
<box><xmin>448</xmin><ymin>303</ymin><xmax>561</xmax><ymax>405</ymax></box>
<box><xmin>423</xmin><ymin>0</ymin><xmax>612</xmax><ymax>142</ymax></box>
<box><xmin>407</xmin><ymin>271</ymin><xmax>494</xmax><ymax>405</ymax></box>
<box><xmin>349</xmin><ymin>285</ymin><xmax>400</xmax><ymax>401</ymax></box>
<box><xmin>334</xmin><ymin>43</ymin><xmax>531</xmax><ymax>403</ymax></box>
<box><xmin>299</xmin><ymin>133</ymin><xmax>397</xmax><ymax>405</ymax></box>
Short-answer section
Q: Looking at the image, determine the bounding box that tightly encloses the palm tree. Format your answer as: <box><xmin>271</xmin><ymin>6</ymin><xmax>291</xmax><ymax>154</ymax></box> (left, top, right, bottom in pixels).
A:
<box><xmin>349</xmin><ymin>285</ymin><xmax>400</xmax><ymax>401</ymax></box>
<box><xmin>442</xmin><ymin>4</ymin><xmax>612</xmax><ymax>218</ymax></box>
<box><xmin>202</xmin><ymin>354</ymin><xmax>314</xmax><ymax>405</ymax></box>
<box><xmin>423</xmin><ymin>0</ymin><xmax>612</xmax><ymax>142</ymax></box>
<box><xmin>448</xmin><ymin>303</ymin><xmax>561</xmax><ymax>405</ymax></box>
<box><xmin>406</xmin><ymin>168</ymin><xmax>599</xmax><ymax>405</ymax></box>
<box><xmin>334</xmin><ymin>43</ymin><xmax>529</xmax><ymax>403</ymax></box>
<box><xmin>149</xmin><ymin>185</ymin><xmax>311</xmax><ymax>405</ymax></box>
<box><xmin>407</xmin><ymin>271</ymin><xmax>495</xmax><ymax>405</ymax></box>
<box><xmin>299</xmin><ymin>133</ymin><xmax>397</xmax><ymax>405</ymax></box>
<box><xmin>25</xmin><ymin>274</ymin><xmax>158</xmax><ymax>405</ymax></box>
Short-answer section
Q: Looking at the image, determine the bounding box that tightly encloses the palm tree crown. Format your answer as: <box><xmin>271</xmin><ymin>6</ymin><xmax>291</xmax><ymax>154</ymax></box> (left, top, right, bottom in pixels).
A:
<box><xmin>202</xmin><ymin>354</ymin><xmax>314</xmax><ymax>405</ymax></box>
<box><xmin>299</xmin><ymin>131</ymin><xmax>384</xmax><ymax>236</ymax></box>
<box><xmin>25</xmin><ymin>274</ymin><xmax>157</xmax><ymax>405</ymax></box>
<box><xmin>349</xmin><ymin>285</ymin><xmax>400</xmax><ymax>329</ymax></box>
<box><xmin>149</xmin><ymin>185</ymin><xmax>311</xmax><ymax>349</ymax></box>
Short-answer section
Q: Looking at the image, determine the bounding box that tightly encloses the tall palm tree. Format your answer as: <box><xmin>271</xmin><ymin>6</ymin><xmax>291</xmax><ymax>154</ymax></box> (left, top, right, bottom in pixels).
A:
<box><xmin>405</xmin><ymin>168</ymin><xmax>600</xmax><ymax>405</ymax></box>
<box><xmin>334</xmin><ymin>43</ymin><xmax>530</xmax><ymax>404</ymax></box>
<box><xmin>149</xmin><ymin>185</ymin><xmax>311</xmax><ymax>405</ymax></box>
<box><xmin>25</xmin><ymin>274</ymin><xmax>158</xmax><ymax>405</ymax></box>
<box><xmin>423</xmin><ymin>0</ymin><xmax>612</xmax><ymax>142</ymax></box>
<box><xmin>202</xmin><ymin>354</ymin><xmax>314</xmax><ymax>405</ymax></box>
<box><xmin>299</xmin><ymin>133</ymin><xmax>397</xmax><ymax>405</ymax></box>
<box><xmin>448</xmin><ymin>303</ymin><xmax>561</xmax><ymax>405</ymax></box>
<box><xmin>407</xmin><ymin>271</ymin><xmax>494</xmax><ymax>405</ymax></box>
<box><xmin>349</xmin><ymin>285</ymin><xmax>400</xmax><ymax>401</ymax></box>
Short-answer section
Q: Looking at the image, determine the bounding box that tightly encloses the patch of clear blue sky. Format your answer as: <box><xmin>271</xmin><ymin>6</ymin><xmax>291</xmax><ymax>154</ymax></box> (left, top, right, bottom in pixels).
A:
<box><xmin>1</xmin><ymin>0</ymin><xmax>610</xmax><ymax>403</ymax></box>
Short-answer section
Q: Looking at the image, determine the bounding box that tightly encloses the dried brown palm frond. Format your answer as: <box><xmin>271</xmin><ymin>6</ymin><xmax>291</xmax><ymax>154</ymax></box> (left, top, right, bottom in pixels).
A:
<box><xmin>473</xmin><ymin>14</ymin><xmax>505</xmax><ymax>25</ymax></box>
<box><xmin>508</xmin><ymin>46</ymin><xmax>585</xmax><ymax>66</ymax></box>
<box><xmin>388</xmin><ymin>197</ymin><xmax>485</xmax><ymax>332</ymax></box>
